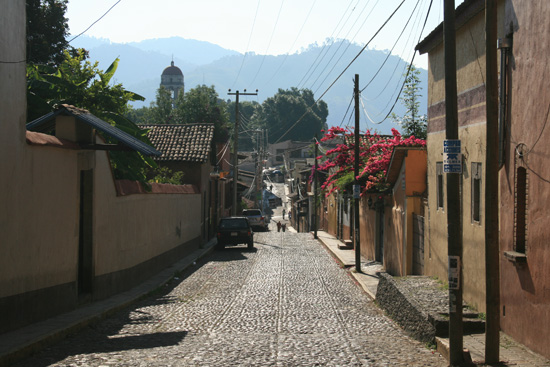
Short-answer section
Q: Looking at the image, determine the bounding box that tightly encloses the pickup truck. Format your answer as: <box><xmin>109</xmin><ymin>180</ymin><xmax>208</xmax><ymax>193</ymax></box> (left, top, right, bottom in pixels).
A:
<box><xmin>242</xmin><ymin>209</ymin><xmax>269</xmax><ymax>231</ymax></box>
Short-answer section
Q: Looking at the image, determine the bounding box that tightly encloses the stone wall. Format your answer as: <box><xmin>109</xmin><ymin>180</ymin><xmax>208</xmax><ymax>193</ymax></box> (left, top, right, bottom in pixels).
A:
<box><xmin>375</xmin><ymin>272</ymin><xmax>436</xmax><ymax>343</ymax></box>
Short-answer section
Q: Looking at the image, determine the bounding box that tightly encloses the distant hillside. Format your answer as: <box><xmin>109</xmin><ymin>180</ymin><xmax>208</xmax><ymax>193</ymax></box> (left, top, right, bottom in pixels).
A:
<box><xmin>72</xmin><ymin>36</ymin><xmax>427</xmax><ymax>134</ymax></box>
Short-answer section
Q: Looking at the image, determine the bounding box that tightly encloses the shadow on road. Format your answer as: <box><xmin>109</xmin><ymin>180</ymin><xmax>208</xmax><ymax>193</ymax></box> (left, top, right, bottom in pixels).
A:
<box><xmin>15</xmin><ymin>331</ymin><xmax>188</xmax><ymax>367</ymax></box>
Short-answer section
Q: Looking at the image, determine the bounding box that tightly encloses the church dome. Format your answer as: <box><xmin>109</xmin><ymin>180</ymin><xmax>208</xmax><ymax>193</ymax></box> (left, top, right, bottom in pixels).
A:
<box><xmin>162</xmin><ymin>61</ymin><xmax>183</xmax><ymax>76</ymax></box>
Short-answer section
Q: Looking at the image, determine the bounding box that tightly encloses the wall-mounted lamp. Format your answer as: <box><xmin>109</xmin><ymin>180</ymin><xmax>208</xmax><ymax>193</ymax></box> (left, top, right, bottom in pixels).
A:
<box><xmin>367</xmin><ymin>197</ymin><xmax>373</xmax><ymax>209</ymax></box>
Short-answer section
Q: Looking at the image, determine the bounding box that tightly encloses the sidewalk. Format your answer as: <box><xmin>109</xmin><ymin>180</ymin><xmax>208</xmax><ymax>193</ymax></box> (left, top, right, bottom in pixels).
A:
<box><xmin>0</xmin><ymin>239</ymin><xmax>218</xmax><ymax>367</ymax></box>
<box><xmin>315</xmin><ymin>230</ymin><xmax>550</xmax><ymax>367</ymax></box>
<box><xmin>315</xmin><ymin>230</ymin><xmax>382</xmax><ymax>300</ymax></box>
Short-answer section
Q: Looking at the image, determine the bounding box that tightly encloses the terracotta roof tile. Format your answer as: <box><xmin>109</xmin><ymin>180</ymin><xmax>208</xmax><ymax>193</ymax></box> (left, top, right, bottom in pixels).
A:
<box><xmin>140</xmin><ymin>124</ymin><xmax>214</xmax><ymax>163</ymax></box>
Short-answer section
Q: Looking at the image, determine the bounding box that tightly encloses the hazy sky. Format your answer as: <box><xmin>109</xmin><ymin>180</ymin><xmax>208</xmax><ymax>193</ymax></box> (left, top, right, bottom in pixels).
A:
<box><xmin>66</xmin><ymin>0</ymin><xmax>461</xmax><ymax>70</ymax></box>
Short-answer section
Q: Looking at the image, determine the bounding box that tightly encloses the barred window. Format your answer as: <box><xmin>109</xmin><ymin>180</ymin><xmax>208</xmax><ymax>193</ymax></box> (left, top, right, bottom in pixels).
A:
<box><xmin>515</xmin><ymin>167</ymin><xmax>527</xmax><ymax>253</ymax></box>
<box><xmin>471</xmin><ymin>163</ymin><xmax>482</xmax><ymax>223</ymax></box>
<box><xmin>436</xmin><ymin>162</ymin><xmax>444</xmax><ymax>210</ymax></box>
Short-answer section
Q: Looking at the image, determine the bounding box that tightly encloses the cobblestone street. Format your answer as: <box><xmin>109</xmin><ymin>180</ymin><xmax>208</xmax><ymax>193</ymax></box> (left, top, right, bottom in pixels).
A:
<box><xmin>15</xmin><ymin>230</ymin><xmax>446</xmax><ymax>366</ymax></box>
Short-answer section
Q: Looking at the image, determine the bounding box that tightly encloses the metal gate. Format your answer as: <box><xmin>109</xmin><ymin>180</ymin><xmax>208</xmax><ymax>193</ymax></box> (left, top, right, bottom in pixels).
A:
<box><xmin>412</xmin><ymin>214</ymin><xmax>425</xmax><ymax>275</ymax></box>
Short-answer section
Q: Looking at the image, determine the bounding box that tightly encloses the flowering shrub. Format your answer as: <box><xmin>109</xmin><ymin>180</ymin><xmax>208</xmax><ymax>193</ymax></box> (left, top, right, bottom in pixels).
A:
<box><xmin>316</xmin><ymin>127</ymin><xmax>425</xmax><ymax>197</ymax></box>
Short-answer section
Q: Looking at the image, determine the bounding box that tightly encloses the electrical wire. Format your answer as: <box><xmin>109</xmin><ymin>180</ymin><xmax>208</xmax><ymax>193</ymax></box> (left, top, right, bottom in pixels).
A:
<box><xmin>365</xmin><ymin>0</ymin><xmax>425</xmax><ymax>101</ymax></box>
<box><xmin>297</xmin><ymin>0</ymin><xmax>357</xmax><ymax>88</ymax></box>
<box><xmin>338</xmin><ymin>96</ymin><xmax>355</xmax><ymax>127</ymax></box>
<box><xmin>216</xmin><ymin>139</ymin><xmax>231</xmax><ymax>165</ymax></box>
<box><xmin>526</xmin><ymin>101</ymin><xmax>550</xmax><ymax>156</ymax></box>
<box><xmin>262</xmin><ymin>0</ymin><xmax>318</xmax><ymax>88</ymax></box>
<box><xmin>360</xmin><ymin>0</ymin><xmax>421</xmax><ymax>92</ymax></box>
<box><xmin>231</xmin><ymin>0</ymin><xmax>262</xmax><ymax>89</ymax></box>
<box><xmin>249</xmin><ymin>0</ymin><xmax>286</xmax><ymax>85</ymax></box>
<box><xmin>2</xmin><ymin>0</ymin><xmax>122</xmax><ymax>63</ymax></box>
<box><xmin>67</xmin><ymin>0</ymin><xmax>122</xmax><ymax>44</ymax></box>
<box><xmin>309</xmin><ymin>0</ymin><xmax>376</xmax><ymax>92</ymax></box>
<box><xmin>368</xmin><ymin>0</ymin><xmax>434</xmax><ymax>124</ymax></box>
<box><xmin>274</xmin><ymin>0</ymin><xmax>407</xmax><ymax>144</ymax></box>
<box><xmin>311</xmin><ymin>0</ymin><xmax>382</xmax><ymax>94</ymax></box>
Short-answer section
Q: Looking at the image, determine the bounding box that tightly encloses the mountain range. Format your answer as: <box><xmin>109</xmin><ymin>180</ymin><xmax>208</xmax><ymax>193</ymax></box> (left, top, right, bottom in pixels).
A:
<box><xmin>72</xmin><ymin>36</ymin><xmax>427</xmax><ymax>134</ymax></box>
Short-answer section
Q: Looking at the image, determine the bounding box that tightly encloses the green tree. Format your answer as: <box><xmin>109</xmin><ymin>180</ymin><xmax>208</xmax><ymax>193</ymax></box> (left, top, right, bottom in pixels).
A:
<box><xmin>227</xmin><ymin>100</ymin><xmax>261</xmax><ymax>151</ymax></box>
<box><xmin>149</xmin><ymin>86</ymin><xmax>177</xmax><ymax>124</ymax></box>
<box><xmin>176</xmin><ymin>84</ymin><xmax>230</xmax><ymax>142</ymax></box>
<box><xmin>26</xmin><ymin>0</ymin><xmax>71</xmax><ymax>66</ymax></box>
<box><xmin>255</xmin><ymin>87</ymin><xmax>328</xmax><ymax>143</ymax></box>
<box><xmin>27</xmin><ymin>50</ymin><xmax>155</xmax><ymax>182</ymax></box>
<box><xmin>391</xmin><ymin>64</ymin><xmax>427</xmax><ymax>139</ymax></box>
<box><xmin>125</xmin><ymin>105</ymin><xmax>154</xmax><ymax>125</ymax></box>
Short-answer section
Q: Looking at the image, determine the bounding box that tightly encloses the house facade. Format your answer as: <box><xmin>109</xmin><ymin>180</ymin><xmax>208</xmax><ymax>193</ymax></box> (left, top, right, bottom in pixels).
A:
<box><xmin>380</xmin><ymin>147</ymin><xmax>427</xmax><ymax>276</ymax></box>
<box><xmin>142</xmin><ymin>124</ymin><xmax>219</xmax><ymax>239</ymax></box>
<box><xmin>0</xmin><ymin>5</ymin><xmax>203</xmax><ymax>334</ymax></box>
<box><xmin>416</xmin><ymin>0</ymin><xmax>505</xmax><ymax>312</ymax></box>
<box><xmin>498</xmin><ymin>0</ymin><xmax>550</xmax><ymax>358</ymax></box>
<box><xmin>417</xmin><ymin>0</ymin><xmax>550</xmax><ymax>358</ymax></box>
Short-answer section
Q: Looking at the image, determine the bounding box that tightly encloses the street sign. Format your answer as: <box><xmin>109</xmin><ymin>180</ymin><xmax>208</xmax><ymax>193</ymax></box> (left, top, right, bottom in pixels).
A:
<box><xmin>444</xmin><ymin>140</ymin><xmax>462</xmax><ymax>173</ymax></box>
<box><xmin>353</xmin><ymin>184</ymin><xmax>360</xmax><ymax>199</ymax></box>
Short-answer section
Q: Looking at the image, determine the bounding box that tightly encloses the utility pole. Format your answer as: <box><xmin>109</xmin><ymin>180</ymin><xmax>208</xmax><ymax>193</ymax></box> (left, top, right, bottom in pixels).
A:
<box><xmin>228</xmin><ymin>89</ymin><xmax>258</xmax><ymax>216</ymax></box>
<box><xmin>255</xmin><ymin>129</ymin><xmax>263</xmax><ymax>209</ymax></box>
<box><xmin>354</xmin><ymin>74</ymin><xmax>362</xmax><ymax>273</ymax></box>
<box><xmin>485</xmin><ymin>0</ymin><xmax>500</xmax><ymax>363</ymax></box>
<box><xmin>444</xmin><ymin>1</ymin><xmax>464</xmax><ymax>365</ymax></box>
<box><xmin>313</xmin><ymin>134</ymin><xmax>319</xmax><ymax>239</ymax></box>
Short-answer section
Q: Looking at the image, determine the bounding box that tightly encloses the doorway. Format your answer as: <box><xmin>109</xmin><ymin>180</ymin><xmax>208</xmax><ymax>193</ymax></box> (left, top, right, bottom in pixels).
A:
<box><xmin>78</xmin><ymin>169</ymin><xmax>93</xmax><ymax>297</ymax></box>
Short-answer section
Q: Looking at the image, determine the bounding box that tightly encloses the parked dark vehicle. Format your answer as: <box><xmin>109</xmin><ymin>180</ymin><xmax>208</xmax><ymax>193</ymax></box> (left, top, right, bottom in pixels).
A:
<box><xmin>217</xmin><ymin>217</ymin><xmax>254</xmax><ymax>250</ymax></box>
<box><xmin>242</xmin><ymin>209</ymin><xmax>269</xmax><ymax>231</ymax></box>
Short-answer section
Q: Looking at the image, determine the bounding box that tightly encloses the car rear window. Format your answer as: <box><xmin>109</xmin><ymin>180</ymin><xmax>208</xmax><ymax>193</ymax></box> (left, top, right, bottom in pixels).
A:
<box><xmin>243</xmin><ymin>210</ymin><xmax>261</xmax><ymax>216</ymax></box>
<box><xmin>220</xmin><ymin>219</ymin><xmax>248</xmax><ymax>229</ymax></box>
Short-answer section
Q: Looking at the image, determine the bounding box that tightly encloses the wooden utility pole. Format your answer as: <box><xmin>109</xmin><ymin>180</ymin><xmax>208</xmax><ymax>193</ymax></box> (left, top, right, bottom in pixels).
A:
<box><xmin>354</xmin><ymin>74</ymin><xmax>362</xmax><ymax>273</ymax></box>
<box><xmin>444</xmin><ymin>0</ymin><xmax>464</xmax><ymax>364</ymax></box>
<box><xmin>485</xmin><ymin>0</ymin><xmax>500</xmax><ymax>363</ymax></box>
<box><xmin>228</xmin><ymin>89</ymin><xmax>258</xmax><ymax>216</ymax></box>
<box><xmin>313</xmin><ymin>134</ymin><xmax>319</xmax><ymax>239</ymax></box>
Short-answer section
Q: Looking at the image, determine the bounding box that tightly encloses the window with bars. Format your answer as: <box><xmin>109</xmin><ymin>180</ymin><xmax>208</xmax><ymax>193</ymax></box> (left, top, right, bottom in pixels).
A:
<box><xmin>471</xmin><ymin>162</ymin><xmax>482</xmax><ymax>223</ymax></box>
<box><xmin>436</xmin><ymin>162</ymin><xmax>444</xmax><ymax>210</ymax></box>
<box><xmin>515</xmin><ymin>167</ymin><xmax>527</xmax><ymax>253</ymax></box>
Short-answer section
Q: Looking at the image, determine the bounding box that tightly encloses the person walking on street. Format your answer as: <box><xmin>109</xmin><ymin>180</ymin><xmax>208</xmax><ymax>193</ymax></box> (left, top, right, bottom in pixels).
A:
<box><xmin>282</xmin><ymin>208</ymin><xmax>286</xmax><ymax>219</ymax></box>
<box><xmin>277</xmin><ymin>221</ymin><xmax>282</xmax><ymax>232</ymax></box>
<box><xmin>282</xmin><ymin>223</ymin><xmax>286</xmax><ymax>232</ymax></box>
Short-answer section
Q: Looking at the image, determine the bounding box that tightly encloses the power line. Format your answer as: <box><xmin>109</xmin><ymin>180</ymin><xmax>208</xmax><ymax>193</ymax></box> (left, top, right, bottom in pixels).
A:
<box><xmin>339</xmin><ymin>96</ymin><xmax>355</xmax><ymax>127</ymax></box>
<box><xmin>360</xmin><ymin>0</ymin><xmax>421</xmax><ymax>92</ymax></box>
<box><xmin>262</xmin><ymin>0</ymin><xmax>318</xmax><ymax>88</ymax></box>
<box><xmin>67</xmin><ymin>0</ymin><xmax>122</xmax><ymax>44</ymax></box>
<box><xmin>249</xmin><ymin>0</ymin><xmax>286</xmax><ymax>85</ymax></box>
<box><xmin>274</xmin><ymin>0</ymin><xmax>407</xmax><ymax>144</ymax></box>
<box><xmin>231</xmin><ymin>0</ymin><xmax>262</xmax><ymax>89</ymax></box>
<box><xmin>297</xmin><ymin>0</ymin><xmax>358</xmax><ymax>88</ymax></box>
<box><xmin>368</xmin><ymin>0</ymin><xmax>434</xmax><ymax>125</ymax></box>
<box><xmin>309</xmin><ymin>0</ymin><xmax>376</xmax><ymax>92</ymax></box>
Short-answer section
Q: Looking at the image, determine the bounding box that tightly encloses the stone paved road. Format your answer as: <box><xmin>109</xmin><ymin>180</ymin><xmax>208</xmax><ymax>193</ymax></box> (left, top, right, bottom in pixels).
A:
<box><xmin>15</xmin><ymin>231</ymin><xmax>446</xmax><ymax>366</ymax></box>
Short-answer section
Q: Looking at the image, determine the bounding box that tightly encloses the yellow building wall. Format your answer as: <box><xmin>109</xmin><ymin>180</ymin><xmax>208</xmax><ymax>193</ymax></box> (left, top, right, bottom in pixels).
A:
<box><xmin>0</xmin><ymin>3</ymin><xmax>203</xmax><ymax>331</ymax></box>
<box><xmin>94</xmin><ymin>150</ymin><xmax>201</xmax><ymax>277</ymax></box>
<box><xmin>424</xmin><ymin>5</ymin><xmax>505</xmax><ymax>312</ymax></box>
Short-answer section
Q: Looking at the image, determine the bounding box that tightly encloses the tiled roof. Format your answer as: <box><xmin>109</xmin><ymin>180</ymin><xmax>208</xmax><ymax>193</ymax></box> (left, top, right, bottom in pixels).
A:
<box><xmin>141</xmin><ymin>124</ymin><xmax>214</xmax><ymax>163</ymax></box>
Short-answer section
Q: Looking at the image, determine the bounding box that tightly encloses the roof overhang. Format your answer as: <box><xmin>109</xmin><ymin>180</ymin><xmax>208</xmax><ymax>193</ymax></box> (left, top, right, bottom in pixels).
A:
<box><xmin>416</xmin><ymin>0</ymin><xmax>485</xmax><ymax>55</ymax></box>
<box><xmin>386</xmin><ymin>146</ymin><xmax>426</xmax><ymax>185</ymax></box>
<box><xmin>26</xmin><ymin>105</ymin><xmax>161</xmax><ymax>156</ymax></box>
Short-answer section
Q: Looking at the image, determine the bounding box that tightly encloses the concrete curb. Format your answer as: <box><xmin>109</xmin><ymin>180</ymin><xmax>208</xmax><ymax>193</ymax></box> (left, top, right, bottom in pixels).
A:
<box><xmin>0</xmin><ymin>239</ymin><xmax>217</xmax><ymax>367</ymax></box>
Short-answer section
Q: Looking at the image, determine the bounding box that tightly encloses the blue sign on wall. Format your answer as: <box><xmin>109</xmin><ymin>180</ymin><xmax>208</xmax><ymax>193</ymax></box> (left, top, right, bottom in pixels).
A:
<box><xmin>444</xmin><ymin>140</ymin><xmax>462</xmax><ymax>173</ymax></box>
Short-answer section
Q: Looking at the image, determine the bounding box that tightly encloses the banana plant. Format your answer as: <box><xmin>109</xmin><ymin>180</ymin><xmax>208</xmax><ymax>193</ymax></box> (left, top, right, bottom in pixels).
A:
<box><xmin>27</xmin><ymin>49</ymin><xmax>156</xmax><ymax>183</ymax></box>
